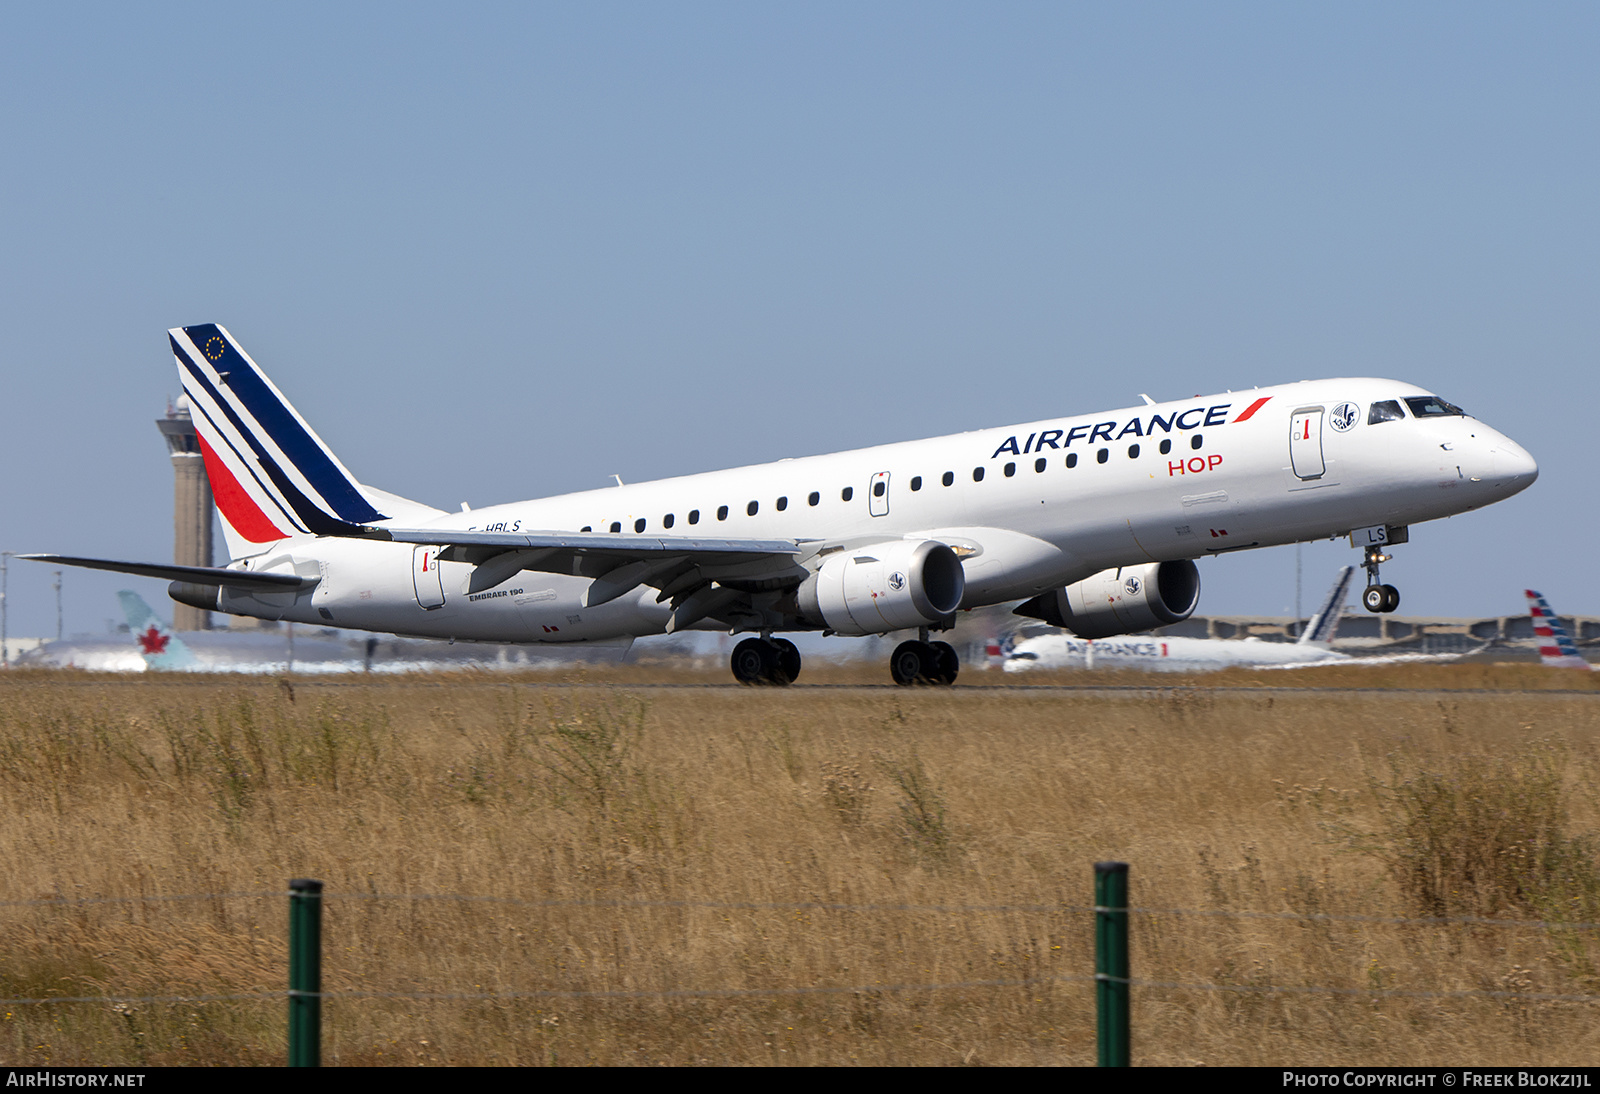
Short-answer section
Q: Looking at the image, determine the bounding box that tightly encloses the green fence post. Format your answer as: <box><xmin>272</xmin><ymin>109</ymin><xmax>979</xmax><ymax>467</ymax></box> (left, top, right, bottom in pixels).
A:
<box><xmin>288</xmin><ymin>878</ymin><xmax>323</xmax><ymax>1067</ymax></box>
<box><xmin>1095</xmin><ymin>861</ymin><xmax>1129</xmax><ymax>1067</ymax></box>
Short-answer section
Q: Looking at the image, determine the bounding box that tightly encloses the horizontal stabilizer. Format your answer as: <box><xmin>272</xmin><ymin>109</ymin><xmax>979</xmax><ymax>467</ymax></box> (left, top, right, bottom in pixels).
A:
<box><xmin>19</xmin><ymin>554</ymin><xmax>313</xmax><ymax>591</ymax></box>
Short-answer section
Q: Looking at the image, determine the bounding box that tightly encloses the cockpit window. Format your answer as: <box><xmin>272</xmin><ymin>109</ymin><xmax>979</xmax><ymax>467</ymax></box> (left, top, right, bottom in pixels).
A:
<box><xmin>1368</xmin><ymin>399</ymin><xmax>1405</xmax><ymax>424</ymax></box>
<box><xmin>1405</xmin><ymin>395</ymin><xmax>1466</xmax><ymax>418</ymax></box>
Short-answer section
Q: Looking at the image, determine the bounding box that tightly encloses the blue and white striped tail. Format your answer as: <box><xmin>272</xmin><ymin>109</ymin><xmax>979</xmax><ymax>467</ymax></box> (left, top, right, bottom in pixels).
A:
<box><xmin>168</xmin><ymin>324</ymin><xmax>389</xmax><ymax>557</ymax></box>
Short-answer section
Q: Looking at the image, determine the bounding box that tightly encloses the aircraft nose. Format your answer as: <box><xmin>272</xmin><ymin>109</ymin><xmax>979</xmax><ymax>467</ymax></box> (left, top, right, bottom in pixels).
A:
<box><xmin>1487</xmin><ymin>437</ymin><xmax>1538</xmax><ymax>494</ymax></box>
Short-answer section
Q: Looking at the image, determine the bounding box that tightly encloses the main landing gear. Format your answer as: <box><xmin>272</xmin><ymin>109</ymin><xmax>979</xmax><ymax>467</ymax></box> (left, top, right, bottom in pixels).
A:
<box><xmin>730</xmin><ymin>635</ymin><xmax>802</xmax><ymax>685</ymax></box>
<box><xmin>889</xmin><ymin>629</ymin><xmax>960</xmax><ymax>687</ymax></box>
<box><xmin>726</xmin><ymin>629</ymin><xmax>960</xmax><ymax>687</ymax></box>
<box><xmin>1361</xmin><ymin>543</ymin><xmax>1401</xmax><ymax>614</ymax></box>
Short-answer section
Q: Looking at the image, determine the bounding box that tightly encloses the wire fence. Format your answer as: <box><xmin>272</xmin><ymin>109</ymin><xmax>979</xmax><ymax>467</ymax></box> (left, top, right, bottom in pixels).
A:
<box><xmin>13</xmin><ymin>889</ymin><xmax>1600</xmax><ymax>929</ymax></box>
<box><xmin>5</xmin><ymin>888</ymin><xmax>1600</xmax><ymax>1011</ymax></box>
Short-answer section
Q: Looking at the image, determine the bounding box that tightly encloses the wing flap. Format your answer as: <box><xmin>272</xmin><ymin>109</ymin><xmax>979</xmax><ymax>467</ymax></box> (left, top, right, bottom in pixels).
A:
<box><xmin>372</xmin><ymin>527</ymin><xmax>801</xmax><ymax>557</ymax></box>
<box><xmin>369</xmin><ymin>528</ymin><xmax>808</xmax><ymax>588</ymax></box>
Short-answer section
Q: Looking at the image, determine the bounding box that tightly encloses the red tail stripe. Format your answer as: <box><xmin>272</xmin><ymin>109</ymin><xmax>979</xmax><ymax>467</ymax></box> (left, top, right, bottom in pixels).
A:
<box><xmin>197</xmin><ymin>434</ymin><xmax>287</xmax><ymax>544</ymax></box>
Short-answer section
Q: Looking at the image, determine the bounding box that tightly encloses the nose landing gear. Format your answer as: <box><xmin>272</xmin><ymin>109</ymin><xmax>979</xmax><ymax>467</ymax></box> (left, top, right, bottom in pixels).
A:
<box><xmin>1361</xmin><ymin>544</ymin><xmax>1401</xmax><ymax>614</ymax></box>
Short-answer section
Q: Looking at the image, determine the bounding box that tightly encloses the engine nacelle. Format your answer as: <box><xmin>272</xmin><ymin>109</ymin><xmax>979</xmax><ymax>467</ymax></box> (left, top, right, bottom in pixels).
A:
<box><xmin>1015</xmin><ymin>560</ymin><xmax>1200</xmax><ymax>639</ymax></box>
<box><xmin>797</xmin><ymin>539</ymin><xmax>966</xmax><ymax>636</ymax></box>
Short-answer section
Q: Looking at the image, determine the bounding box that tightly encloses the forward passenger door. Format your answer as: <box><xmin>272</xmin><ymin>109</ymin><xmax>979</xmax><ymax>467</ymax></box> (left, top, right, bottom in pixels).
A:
<box><xmin>1289</xmin><ymin>407</ymin><xmax>1326</xmax><ymax>480</ymax></box>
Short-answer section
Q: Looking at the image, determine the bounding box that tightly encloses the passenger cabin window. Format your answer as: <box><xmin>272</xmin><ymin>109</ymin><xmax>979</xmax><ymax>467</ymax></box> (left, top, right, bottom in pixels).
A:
<box><xmin>972</xmin><ymin>467</ymin><xmax>985</xmax><ymax>482</ymax></box>
<box><xmin>1405</xmin><ymin>396</ymin><xmax>1465</xmax><ymax>418</ymax></box>
<box><xmin>1034</xmin><ymin>458</ymin><xmax>1046</xmax><ymax>473</ymax></box>
<box><xmin>1096</xmin><ymin>448</ymin><xmax>1108</xmax><ymax>464</ymax></box>
<box><xmin>841</xmin><ymin>487</ymin><xmax>853</xmax><ymax>501</ymax></box>
<box><xmin>1003</xmin><ymin>462</ymin><xmax>1016</xmax><ymax>477</ymax></box>
<box><xmin>910</xmin><ymin>476</ymin><xmax>922</xmax><ymax>491</ymax></box>
<box><xmin>776</xmin><ymin>496</ymin><xmax>788</xmax><ymax>511</ymax></box>
<box><xmin>688</xmin><ymin>510</ymin><xmax>700</xmax><ymax>524</ymax></box>
<box><xmin>1190</xmin><ymin>434</ymin><xmax>1203</xmax><ymax>450</ymax></box>
<box><xmin>808</xmin><ymin>492</ymin><xmax>820</xmax><ymax>506</ymax></box>
<box><xmin>609</xmin><ymin>522</ymin><xmax>621</xmax><ymax>533</ymax></box>
<box><xmin>1369</xmin><ymin>400</ymin><xmax>1405</xmax><ymax>424</ymax></box>
<box><xmin>1127</xmin><ymin>444</ymin><xmax>1140</xmax><ymax>459</ymax></box>
<box><xmin>1159</xmin><ymin>439</ymin><xmax>1171</xmax><ymax>455</ymax></box>
<box><xmin>1066</xmin><ymin>453</ymin><xmax>1078</xmax><ymax>468</ymax></box>
<box><xmin>581</xmin><ymin>525</ymin><xmax>592</xmax><ymax>532</ymax></box>
<box><xmin>747</xmin><ymin>500</ymin><xmax>759</xmax><ymax>516</ymax></box>
<box><xmin>872</xmin><ymin>481</ymin><xmax>885</xmax><ymax>496</ymax></box>
<box><xmin>634</xmin><ymin>518</ymin><xmax>646</xmax><ymax>533</ymax></box>
<box><xmin>941</xmin><ymin>471</ymin><xmax>954</xmax><ymax>487</ymax></box>
<box><xmin>717</xmin><ymin>505</ymin><xmax>729</xmax><ymax>521</ymax></box>
<box><xmin>663</xmin><ymin>513</ymin><xmax>674</xmax><ymax>529</ymax></box>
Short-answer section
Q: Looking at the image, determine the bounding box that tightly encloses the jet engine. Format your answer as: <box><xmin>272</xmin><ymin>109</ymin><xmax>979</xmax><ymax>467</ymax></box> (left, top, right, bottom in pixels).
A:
<box><xmin>796</xmin><ymin>539</ymin><xmax>966</xmax><ymax>635</ymax></box>
<box><xmin>1015</xmin><ymin>560</ymin><xmax>1200</xmax><ymax>639</ymax></box>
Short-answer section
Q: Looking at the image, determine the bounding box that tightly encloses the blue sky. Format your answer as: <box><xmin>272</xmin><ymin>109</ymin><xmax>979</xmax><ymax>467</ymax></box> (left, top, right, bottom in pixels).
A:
<box><xmin>1</xmin><ymin>3</ymin><xmax>1595</xmax><ymax>637</ymax></box>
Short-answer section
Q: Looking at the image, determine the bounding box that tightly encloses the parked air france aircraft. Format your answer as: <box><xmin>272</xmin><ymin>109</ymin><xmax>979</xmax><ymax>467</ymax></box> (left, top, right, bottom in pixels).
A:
<box><xmin>26</xmin><ymin>325</ymin><xmax>1539</xmax><ymax>686</ymax></box>
<box><xmin>1004</xmin><ymin>566</ymin><xmax>1358</xmax><ymax>672</ymax></box>
<box><xmin>1527</xmin><ymin>590</ymin><xmax>1595</xmax><ymax>670</ymax></box>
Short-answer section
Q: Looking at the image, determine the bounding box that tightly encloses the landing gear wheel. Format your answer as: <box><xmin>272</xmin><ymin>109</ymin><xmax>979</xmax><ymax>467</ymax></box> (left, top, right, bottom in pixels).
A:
<box><xmin>731</xmin><ymin>638</ymin><xmax>776</xmax><ymax>685</ymax></box>
<box><xmin>1362</xmin><ymin>584</ymin><xmax>1402</xmax><ymax>614</ymax></box>
<box><xmin>929</xmin><ymin>641</ymin><xmax>960</xmax><ymax>686</ymax></box>
<box><xmin>890</xmin><ymin>640</ymin><xmax>934</xmax><ymax>686</ymax></box>
<box><xmin>730</xmin><ymin>638</ymin><xmax>800</xmax><ymax>685</ymax></box>
<box><xmin>1360</xmin><ymin>542</ymin><xmax>1400</xmax><ymax>613</ymax></box>
<box><xmin>772</xmin><ymin>638</ymin><xmax>802</xmax><ymax>685</ymax></box>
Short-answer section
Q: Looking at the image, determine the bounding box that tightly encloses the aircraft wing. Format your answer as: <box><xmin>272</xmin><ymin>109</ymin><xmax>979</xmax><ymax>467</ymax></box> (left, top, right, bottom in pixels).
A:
<box><xmin>365</xmin><ymin>528</ymin><xmax>812</xmax><ymax>610</ymax></box>
<box><xmin>371</xmin><ymin>527</ymin><xmax>802</xmax><ymax>561</ymax></box>
<box><xmin>17</xmin><ymin>554</ymin><xmax>314</xmax><ymax>591</ymax></box>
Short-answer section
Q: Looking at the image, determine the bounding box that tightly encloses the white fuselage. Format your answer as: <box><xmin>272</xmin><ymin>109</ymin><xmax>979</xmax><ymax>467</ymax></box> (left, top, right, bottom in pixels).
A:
<box><xmin>1003</xmin><ymin>633</ymin><xmax>1345</xmax><ymax>673</ymax></box>
<box><xmin>218</xmin><ymin>378</ymin><xmax>1537</xmax><ymax>643</ymax></box>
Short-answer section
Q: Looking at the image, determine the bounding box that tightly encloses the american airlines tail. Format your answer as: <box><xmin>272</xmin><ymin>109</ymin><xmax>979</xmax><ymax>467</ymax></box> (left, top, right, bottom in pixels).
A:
<box><xmin>1525</xmin><ymin>590</ymin><xmax>1594</xmax><ymax>670</ymax></box>
<box><xmin>1297</xmin><ymin>566</ymin><xmax>1356</xmax><ymax>646</ymax></box>
<box><xmin>118</xmin><ymin>590</ymin><xmax>196</xmax><ymax>670</ymax></box>
<box><xmin>168</xmin><ymin>324</ymin><xmax>443</xmax><ymax>560</ymax></box>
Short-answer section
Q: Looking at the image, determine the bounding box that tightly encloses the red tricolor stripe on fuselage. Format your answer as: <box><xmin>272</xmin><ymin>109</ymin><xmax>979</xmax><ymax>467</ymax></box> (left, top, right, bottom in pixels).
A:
<box><xmin>1233</xmin><ymin>397</ymin><xmax>1272</xmax><ymax>423</ymax></box>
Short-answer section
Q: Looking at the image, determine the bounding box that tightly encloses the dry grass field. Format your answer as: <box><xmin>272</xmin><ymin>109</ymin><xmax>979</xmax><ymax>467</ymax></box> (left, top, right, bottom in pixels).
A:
<box><xmin>2</xmin><ymin>663</ymin><xmax>1599</xmax><ymax>1065</ymax></box>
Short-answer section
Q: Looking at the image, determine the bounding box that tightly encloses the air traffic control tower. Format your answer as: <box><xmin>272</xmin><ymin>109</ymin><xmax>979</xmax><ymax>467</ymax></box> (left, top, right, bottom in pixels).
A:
<box><xmin>156</xmin><ymin>398</ymin><xmax>213</xmax><ymax>631</ymax></box>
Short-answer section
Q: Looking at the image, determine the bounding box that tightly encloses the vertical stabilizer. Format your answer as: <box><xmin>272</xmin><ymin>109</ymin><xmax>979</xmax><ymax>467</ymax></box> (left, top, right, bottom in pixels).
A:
<box><xmin>118</xmin><ymin>591</ymin><xmax>197</xmax><ymax>670</ymax></box>
<box><xmin>168</xmin><ymin>324</ymin><xmax>393</xmax><ymax>559</ymax></box>
<box><xmin>1525</xmin><ymin>590</ymin><xmax>1593</xmax><ymax>670</ymax></box>
<box><xmin>1298</xmin><ymin>566</ymin><xmax>1356</xmax><ymax>646</ymax></box>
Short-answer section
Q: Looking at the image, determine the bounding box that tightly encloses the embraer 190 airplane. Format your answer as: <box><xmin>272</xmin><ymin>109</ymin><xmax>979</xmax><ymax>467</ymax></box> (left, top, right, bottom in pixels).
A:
<box><xmin>27</xmin><ymin>325</ymin><xmax>1538</xmax><ymax>686</ymax></box>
